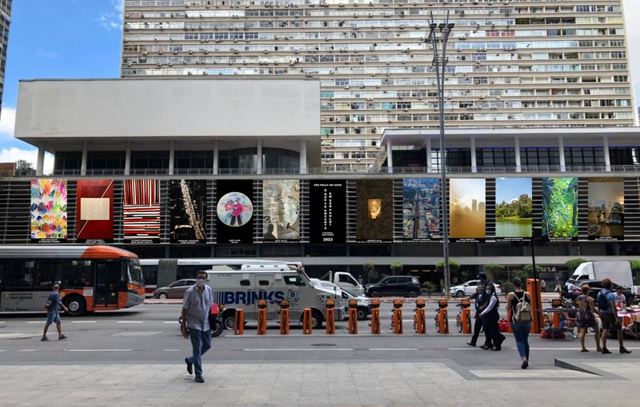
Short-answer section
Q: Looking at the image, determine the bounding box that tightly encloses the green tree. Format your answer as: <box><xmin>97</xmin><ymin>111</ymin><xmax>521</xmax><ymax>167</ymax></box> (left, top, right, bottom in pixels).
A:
<box><xmin>390</xmin><ymin>261</ymin><xmax>403</xmax><ymax>275</ymax></box>
<box><xmin>436</xmin><ymin>260</ymin><xmax>460</xmax><ymax>273</ymax></box>
<box><xmin>483</xmin><ymin>263</ymin><xmax>505</xmax><ymax>282</ymax></box>
<box><xmin>564</xmin><ymin>258</ymin><xmax>587</xmax><ymax>273</ymax></box>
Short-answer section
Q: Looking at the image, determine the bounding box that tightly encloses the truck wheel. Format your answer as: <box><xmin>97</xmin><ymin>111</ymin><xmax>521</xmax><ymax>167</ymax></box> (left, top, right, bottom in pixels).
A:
<box><xmin>357</xmin><ymin>307</ymin><xmax>368</xmax><ymax>321</ymax></box>
<box><xmin>63</xmin><ymin>295</ymin><xmax>86</xmax><ymax>317</ymax></box>
<box><xmin>222</xmin><ymin>314</ymin><xmax>236</xmax><ymax>330</ymax></box>
<box><xmin>311</xmin><ymin>309</ymin><xmax>324</xmax><ymax>330</ymax></box>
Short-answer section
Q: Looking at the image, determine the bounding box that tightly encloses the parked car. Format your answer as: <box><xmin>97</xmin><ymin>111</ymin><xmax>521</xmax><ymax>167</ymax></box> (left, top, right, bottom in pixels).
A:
<box><xmin>153</xmin><ymin>279</ymin><xmax>196</xmax><ymax>299</ymax></box>
<box><xmin>449</xmin><ymin>280</ymin><xmax>502</xmax><ymax>297</ymax></box>
<box><xmin>365</xmin><ymin>276</ymin><xmax>422</xmax><ymax>297</ymax></box>
<box><xmin>580</xmin><ymin>279</ymin><xmax>635</xmax><ymax>305</ymax></box>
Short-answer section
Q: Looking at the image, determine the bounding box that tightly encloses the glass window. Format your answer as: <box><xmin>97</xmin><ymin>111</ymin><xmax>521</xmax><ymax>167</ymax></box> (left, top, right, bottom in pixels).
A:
<box><xmin>7</xmin><ymin>260</ymin><xmax>34</xmax><ymax>289</ymax></box>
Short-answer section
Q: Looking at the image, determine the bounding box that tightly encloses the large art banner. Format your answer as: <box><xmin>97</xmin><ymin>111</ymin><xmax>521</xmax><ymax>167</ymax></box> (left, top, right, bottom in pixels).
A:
<box><xmin>169</xmin><ymin>180</ymin><xmax>207</xmax><ymax>243</ymax></box>
<box><xmin>310</xmin><ymin>181</ymin><xmax>346</xmax><ymax>243</ymax></box>
<box><xmin>216</xmin><ymin>180</ymin><xmax>254</xmax><ymax>244</ymax></box>
<box><xmin>123</xmin><ymin>179</ymin><xmax>161</xmax><ymax>242</ymax></box>
<box><xmin>402</xmin><ymin>178</ymin><xmax>441</xmax><ymax>241</ymax></box>
<box><xmin>262</xmin><ymin>180</ymin><xmax>300</xmax><ymax>241</ymax></box>
<box><xmin>356</xmin><ymin>179</ymin><xmax>393</xmax><ymax>242</ymax></box>
<box><xmin>77</xmin><ymin>179</ymin><xmax>114</xmax><ymax>242</ymax></box>
<box><xmin>495</xmin><ymin>178</ymin><xmax>532</xmax><ymax>240</ymax></box>
<box><xmin>449</xmin><ymin>178</ymin><xmax>486</xmax><ymax>240</ymax></box>
<box><xmin>588</xmin><ymin>178</ymin><xmax>624</xmax><ymax>240</ymax></box>
<box><xmin>541</xmin><ymin>177</ymin><xmax>578</xmax><ymax>240</ymax></box>
<box><xmin>30</xmin><ymin>179</ymin><xmax>67</xmax><ymax>241</ymax></box>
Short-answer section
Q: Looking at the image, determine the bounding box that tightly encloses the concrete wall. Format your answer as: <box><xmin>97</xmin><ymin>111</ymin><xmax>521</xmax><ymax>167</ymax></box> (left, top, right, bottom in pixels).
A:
<box><xmin>15</xmin><ymin>79</ymin><xmax>320</xmax><ymax>140</ymax></box>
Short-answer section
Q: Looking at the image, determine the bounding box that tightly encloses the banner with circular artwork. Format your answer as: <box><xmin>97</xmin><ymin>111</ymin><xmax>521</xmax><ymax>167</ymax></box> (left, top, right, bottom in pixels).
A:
<box><xmin>216</xmin><ymin>180</ymin><xmax>254</xmax><ymax>244</ymax></box>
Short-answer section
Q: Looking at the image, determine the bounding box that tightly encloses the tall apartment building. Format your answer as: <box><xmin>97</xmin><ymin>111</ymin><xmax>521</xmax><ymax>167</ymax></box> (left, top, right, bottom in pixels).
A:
<box><xmin>0</xmin><ymin>0</ymin><xmax>11</xmax><ymax>114</ymax></box>
<box><xmin>121</xmin><ymin>0</ymin><xmax>635</xmax><ymax>172</ymax></box>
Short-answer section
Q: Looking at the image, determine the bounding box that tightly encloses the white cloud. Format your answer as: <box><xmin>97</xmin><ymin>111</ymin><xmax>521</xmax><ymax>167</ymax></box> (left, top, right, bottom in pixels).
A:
<box><xmin>0</xmin><ymin>147</ymin><xmax>55</xmax><ymax>175</ymax></box>
<box><xmin>35</xmin><ymin>47</ymin><xmax>59</xmax><ymax>59</ymax></box>
<box><xmin>0</xmin><ymin>106</ymin><xmax>16</xmax><ymax>137</ymax></box>
<box><xmin>99</xmin><ymin>0</ymin><xmax>124</xmax><ymax>31</ymax></box>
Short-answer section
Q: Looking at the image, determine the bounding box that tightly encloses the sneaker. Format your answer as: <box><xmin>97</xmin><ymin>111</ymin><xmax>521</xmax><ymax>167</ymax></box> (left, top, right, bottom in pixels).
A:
<box><xmin>466</xmin><ymin>342</ymin><xmax>476</xmax><ymax>347</ymax></box>
<box><xmin>58</xmin><ymin>335</ymin><xmax>67</xmax><ymax>340</ymax></box>
<box><xmin>521</xmin><ymin>359</ymin><xmax>529</xmax><ymax>370</ymax></box>
<box><xmin>185</xmin><ymin>357</ymin><xmax>193</xmax><ymax>375</ymax></box>
<box><xmin>620</xmin><ymin>347</ymin><xmax>632</xmax><ymax>354</ymax></box>
<box><xmin>601</xmin><ymin>348</ymin><xmax>611</xmax><ymax>354</ymax></box>
<box><xmin>195</xmin><ymin>376</ymin><xmax>205</xmax><ymax>383</ymax></box>
<box><xmin>41</xmin><ymin>336</ymin><xmax>49</xmax><ymax>342</ymax></box>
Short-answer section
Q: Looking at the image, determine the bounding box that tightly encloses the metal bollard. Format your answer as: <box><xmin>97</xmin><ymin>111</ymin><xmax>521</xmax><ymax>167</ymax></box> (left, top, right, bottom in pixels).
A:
<box><xmin>459</xmin><ymin>297</ymin><xmax>472</xmax><ymax>334</ymax></box>
<box><xmin>302</xmin><ymin>307</ymin><xmax>313</xmax><ymax>335</ymax></box>
<box><xmin>326</xmin><ymin>298</ymin><xmax>336</xmax><ymax>335</ymax></box>
<box><xmin>436</xmin><ymin>298</ymin><xmax>448</xmax><ymax>334</ymax></box>
<box><xmin>280</xmin><ymin>299</ymin><xmax>290</xmax><ymax>335</ymax></box>
<box><xmin>257</xmin><ymin>299</ymin><xmax>268</xmax><ymax>335</ymax></box>
<box><xmin>370</xmin><ymin>298</ymin><xmax>381</xmax><ymax>335</ymax></box>
<box><xmin>392</xmin><ymin>298</ymin><xmax>403</xmax><ymax>334</ymax></box>
<box><xmin>348</xmin><ymin>299</ymin><xmax>358</xmax><ymax>335</ymax></box>
<box><xmin>415</xmin><ymin>298</ymin><xmax>426</xmax><ymax>334</ymax></box>
<box><xmin>234</xmin><ymin>308</ymin><xmax>245</xmax><ymax>336</ymax></box>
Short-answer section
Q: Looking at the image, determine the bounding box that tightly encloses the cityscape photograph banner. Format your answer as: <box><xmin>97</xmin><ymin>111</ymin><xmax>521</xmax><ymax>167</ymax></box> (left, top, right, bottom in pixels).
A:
<box><xmin>402</xmin><ymin>178</ymin><xmax>441</xmax><ymax>241</ymax></box>
<box><xmin>541</xmin><ymin>177</ymin><xmax>578</xmax><ymax>240</ymax></box>
<box><xmin>30</xmin><ymin>178</ymin><xmax>67</xmax><ymax>241</ymax></box>
<box><xmin>216</xmin><ymin>180</ymin><xmax>254</xmax><ymax>244</ymax></box>
<box><xmin>309</xmin><ymin>181</ymin><xmax>346</xmax><ymax>244</ymax></box>
<box><xmin>588</xmin><ymin>178</ymin><xmax>624</xmax><ymax>240</ymax></box>
<box><xmin>76</xmin><ymin>179</ymin><xmax>114</xmax><ymax>242</ymax></box>
<box><xmin>262</xmin><ymin>180</ymin><xmax>300</xmax><ymax>241</ymax></box>
<box><xmin>123</xmin><ymin>179</ymin><xmax>161</xmax><ymax>242</ymax></box>
<box><xmin>169</xmin><ymin>180</ymin><xmax>207</xmax><ymax>243</ymax></box>
<box><xmin>495</xmin><ymin>178</ymin><xmax>532</xmax><ymax>240</ymax></box>
<box><xmin>356</xmin><ymin>179</ymin><xmax>393</xmax><ymax>241</ymax></box>
<box><xmin>449</xmin><ymin>178</ymin><xmax>486</xmax><ymax>240</ymax></box>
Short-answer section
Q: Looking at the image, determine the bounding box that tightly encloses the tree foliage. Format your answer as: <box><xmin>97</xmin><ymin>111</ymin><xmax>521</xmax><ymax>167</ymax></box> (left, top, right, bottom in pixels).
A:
<box><xmin>436</xmin><ymin>260</ymin><xmax>460</xmax><ymax>273</ymax></box>
<box><xmin>496</xmin><ymin>194</ymin><xmax>532</xmax><ymax>220</ymax></box>
<box><xmin>565</xmin><ymin>258</ymin><xmax>587</xmax><ymax>273</ymax></box>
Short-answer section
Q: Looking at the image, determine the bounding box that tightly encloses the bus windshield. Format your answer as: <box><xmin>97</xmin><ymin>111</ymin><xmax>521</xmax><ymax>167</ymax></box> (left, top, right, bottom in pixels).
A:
<box><xmin>128</xmin><ymin>259</ymin><xmax>144</xmax><ymax>286</ymax></box>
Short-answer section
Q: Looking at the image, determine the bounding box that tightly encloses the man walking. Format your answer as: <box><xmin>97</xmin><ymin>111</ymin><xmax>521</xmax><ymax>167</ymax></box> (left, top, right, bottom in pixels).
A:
<box><xmin>181</xmin><ymin>271</ymin><xmax>214</xmax><ymax>383</ymax></box>
<box><xmin>41</xmin><ymin>284</ymin><xmax>69</xmax><ymax>341</ymax></box>
<box><xmin>467</xmin><ymin>283</ymin><xmax>485</xmax><ymax>347</ymax></box>
<box><xmin>597</xmin><ymin>278</ymin><xmax>631</xmax><ymax>354</ymax></box>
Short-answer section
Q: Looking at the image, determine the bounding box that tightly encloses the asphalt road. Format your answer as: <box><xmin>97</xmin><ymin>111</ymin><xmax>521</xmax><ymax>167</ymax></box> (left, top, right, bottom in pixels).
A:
<box><xmin>2</xmin><ymin>303</ymin><xmax>639</xmax><ymax>369</ymax></box>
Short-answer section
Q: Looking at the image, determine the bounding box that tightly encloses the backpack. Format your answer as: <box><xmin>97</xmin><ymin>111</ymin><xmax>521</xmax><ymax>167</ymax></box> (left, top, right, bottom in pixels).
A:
<box><xmin>514</xmin><ymin>292</ymin><xmax>532</xmax><ymax>323</ymax></box>
<box><xmin>597</xmin><ymin>289</ymin><xmax>611</xmax><ymax>312</ymax></box>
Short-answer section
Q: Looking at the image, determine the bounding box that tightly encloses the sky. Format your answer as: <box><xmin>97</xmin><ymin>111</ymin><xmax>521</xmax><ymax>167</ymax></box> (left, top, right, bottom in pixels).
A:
<box><xmin>496</xmin><ymin>177</ymin><xmax>532</xmax><ymax>204</ymax></box>
<box><xmin>0</xmin><ymin>0</ymin><xmax>638</xmax><ymax>172</ymax></box>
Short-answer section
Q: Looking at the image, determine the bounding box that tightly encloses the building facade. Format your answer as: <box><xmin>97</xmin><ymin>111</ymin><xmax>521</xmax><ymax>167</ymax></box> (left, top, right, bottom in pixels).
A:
<box><xmin>0</xmin><ymin>0</ymin><xmax>11</xmax><ymax>114</ymax></box>
<box><xmin>121</xmin><ymin>0</ymin><xmax>635</xmax><ymax>172</ymax></box>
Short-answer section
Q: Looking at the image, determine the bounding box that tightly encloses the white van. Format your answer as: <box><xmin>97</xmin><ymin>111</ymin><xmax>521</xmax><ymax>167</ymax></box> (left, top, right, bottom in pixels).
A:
<box><xmin>207</xmin><ymin>266</ymin><xmax>344</xmax><ymax>330</ymax></box>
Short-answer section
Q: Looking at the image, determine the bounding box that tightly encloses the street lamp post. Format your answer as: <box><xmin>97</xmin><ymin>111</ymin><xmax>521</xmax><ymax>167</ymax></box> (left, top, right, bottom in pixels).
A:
<box><xmin>428</xmin><ymin>11</ymin><xmax>455</xmax><ymax>297</ymax></box>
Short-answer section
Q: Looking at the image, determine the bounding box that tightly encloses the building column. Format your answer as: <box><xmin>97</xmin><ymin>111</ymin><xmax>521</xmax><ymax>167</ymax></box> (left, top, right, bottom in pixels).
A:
<box><xmin>213</xmin><ymin>140</ymin><xmax>219</xmax><ymax>175</ymax></box>
<box><xmin>514</xmin><ymin>136</ymin><xmax>521</xmax><ymax>173</ymax></box>
<box><xmin>470</xmin><ymin>136</ymin><xmax>477</xmax><ymax>173</ymax></box>
<box><xmin>36</xmin><ymin>146</ymin><xmax>45</xmax><ymax>176</ymax></box>
<box><xmin>256</xmin><ymin>139</ymin><xmax>263</xmax><ymax>175</ymax></box>
<box><xmin>386</xmin><ymin>140</ymin><xmax>393</xmax><ymax>174</ymax></box>
<box><xmin>558</xmin><ymin>136</ymin><xmax>566</xmax><ymax>172</ymax></box>
<box><xmin>603</xmin><ymin>135</ymin><xmax>611</xmax><ymax>172</ymax></box>
<box><xmin>299</xmin><ymin>139</ymin><xmax>308</xmax><ymax>174</ymax></box>
<box><xmin>80</xmin><ymin>140</ymin><xmax>88</xmax><ymax>176</ymax></box>
<box><xmin>425</xmin><ymin>138</ymin><xmax>432</xmax><ymax>173</ymax></box>
<box><xmin>168</xmin><ymin>140</ymin><xmax>175</xmax><ymax>175</ymax></box>
<box><xmin>124</xmin><ymin>141</ymin><xmax>131</xmax><ymax>176</ymax></box>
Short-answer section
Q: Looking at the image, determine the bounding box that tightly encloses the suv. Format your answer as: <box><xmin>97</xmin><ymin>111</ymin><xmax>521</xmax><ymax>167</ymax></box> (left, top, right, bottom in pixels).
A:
<box><xmin>153</xmin><ymin>279</ymin><xmax>196</xmax><ymax>299</ymax></box>
<box><xmin>365</xmin><ymin>276</ymin><xmax>422</xmax><ymax>297</ymax></box>
<box><xmin>450</xmin><ymin>280</ymin><xmax>502</xmax><ymax>297</ymax></box>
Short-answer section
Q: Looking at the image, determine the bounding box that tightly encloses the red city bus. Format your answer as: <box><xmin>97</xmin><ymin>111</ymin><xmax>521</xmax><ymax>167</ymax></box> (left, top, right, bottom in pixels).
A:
<box><xmin>0</xmin><ymin>245</ymin><xmax>144</xmax><ymax>315</ymax></box>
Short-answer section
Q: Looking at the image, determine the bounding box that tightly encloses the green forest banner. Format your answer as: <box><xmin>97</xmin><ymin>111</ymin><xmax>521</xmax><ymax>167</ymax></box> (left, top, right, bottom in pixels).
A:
<box><xmin>495</xmin><ymin>178</ymin><xmax>532</xmax><ymax>239</ymax></box>
<box><xmin>541</xmin><ymin>177</ymin><xmax>578</xmax><ymax>240</ymax></box>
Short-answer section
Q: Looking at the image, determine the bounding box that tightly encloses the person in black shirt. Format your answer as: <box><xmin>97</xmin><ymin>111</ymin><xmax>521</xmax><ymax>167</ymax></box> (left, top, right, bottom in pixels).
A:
<box><xmin>467</xmin><ymin>283</ymin><xmax>485</xmax><ymax>347</ymax></box>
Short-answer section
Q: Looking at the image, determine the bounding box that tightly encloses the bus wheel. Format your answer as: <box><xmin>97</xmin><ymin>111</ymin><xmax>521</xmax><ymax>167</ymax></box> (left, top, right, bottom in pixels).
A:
<box><xmin>63</xmin><ymin>295</ymin><xmax>86</xmax><ymax>317</ymax></box>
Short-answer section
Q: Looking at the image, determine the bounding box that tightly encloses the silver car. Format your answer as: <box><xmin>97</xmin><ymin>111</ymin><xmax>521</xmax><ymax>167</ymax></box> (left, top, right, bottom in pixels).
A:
<box><xmin>153</xmin><ymin>279</ymin><xmax>196</xmax><ymax>299</ymax></box>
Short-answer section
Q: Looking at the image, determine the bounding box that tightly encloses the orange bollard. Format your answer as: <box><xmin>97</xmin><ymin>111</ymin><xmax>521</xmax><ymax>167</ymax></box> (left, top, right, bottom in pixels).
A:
<box><xmin>326</xmin><ymin>298</ymin><xmax>336</xmax><ymax>335</ymax></box>
<box><xmin>527</xmin><ymin>278</ymin><xmax>543</xmax><ymax>333</ymax></box>
<box><xmin>257</xmin><ymin>299</ymin><xmax>268</xmax><ymax>335</ymax></box>
<box><xmin>234</xmin><ymin>309</ymin><xmax>244</xmax><ymax>335</ymax></box>
<box><xmin>302</xmin><ymin>307</ymin><xmax>313</xmax><ymax>335</ymax></box>
<box><xmin>459</xmin><ymin>297</ymin><xmax>472</xmax><ymax>334</ymax></box>
<box><xmin>436</xmin><ymin>297</ymin><xmax>448</xmax><ymax>334</ymax></box>
<box><xmin>392</xmin><ymin>298</ymin><xmax>403</xmax><ymax>334</ymax></box>
<box><xmin>415</xmin><ymin>298</ymin><xmax>426</xmax><ymax>334</ymax></box>
<box><xmin>279</xmin><ymin>299</ymin><xmax>290</xmax><ymax>335</ymax></box>
<box><xmin>370</xmin><ymin>298</ymin><xmax>381</xmax><ymax>335</ymax></box>
<box><xmin>348</xmin><ymin>299</ymin><xmax>358</xmax><ymax>335</ymax></box>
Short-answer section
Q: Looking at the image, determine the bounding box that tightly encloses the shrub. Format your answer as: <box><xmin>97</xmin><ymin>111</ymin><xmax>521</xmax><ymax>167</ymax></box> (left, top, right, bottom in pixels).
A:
<box><xmin>422</xmin><ymin>281</ymin><xmax>437</xmax><ymax>293</ymax></box>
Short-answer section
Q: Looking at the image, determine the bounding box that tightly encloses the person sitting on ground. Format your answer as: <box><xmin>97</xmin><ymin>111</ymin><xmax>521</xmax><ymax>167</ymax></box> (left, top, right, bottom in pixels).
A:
<box><xmin>576</xmin><ymin>284</ymin><xmax>601</xmax><ymax>353</ymax></box>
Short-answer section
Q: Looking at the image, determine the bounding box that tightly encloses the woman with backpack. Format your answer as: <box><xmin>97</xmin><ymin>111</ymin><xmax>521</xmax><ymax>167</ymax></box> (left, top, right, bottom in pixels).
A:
<box><xmin>506</xmin><ymin>277</ymin><xmax>531</xmax><ymax>369</ymax></box>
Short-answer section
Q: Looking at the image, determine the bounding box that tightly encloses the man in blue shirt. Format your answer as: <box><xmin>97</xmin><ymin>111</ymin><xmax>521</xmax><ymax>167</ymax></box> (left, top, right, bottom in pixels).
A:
<box><xmin>597</xmin><ymin>278</ymin><xmax>631</xmax><ymax>354</ymax></box>
<box><xmin>180</xmin><ymin>271</ymin><xmax>214</xmax><ymax>383</ymax></box>
<box><xmin>41</xmin><ymin>284</ymin><xmax>69</xmax><ymax>341</ymax></box>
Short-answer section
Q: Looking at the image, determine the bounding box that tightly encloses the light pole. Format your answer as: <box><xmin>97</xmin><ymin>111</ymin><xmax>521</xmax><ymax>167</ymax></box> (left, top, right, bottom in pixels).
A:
<box><xmin>428</xmin><ymin>11</ymin><xmax>455</xmax><ymax>297</ymax></box>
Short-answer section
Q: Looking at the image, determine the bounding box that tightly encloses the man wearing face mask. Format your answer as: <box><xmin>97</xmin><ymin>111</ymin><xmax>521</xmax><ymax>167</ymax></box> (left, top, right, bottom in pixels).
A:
<box><xmin>181</xmin><ymin>271</ymin><xmax>214</xmax><ymax>383</ymax></box>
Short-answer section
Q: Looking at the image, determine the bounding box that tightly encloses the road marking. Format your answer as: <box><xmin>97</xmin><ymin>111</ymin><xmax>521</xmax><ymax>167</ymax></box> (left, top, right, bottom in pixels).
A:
<box><xmin>470</xmin><ymin>369</ymin><xmax>592</xmax><ymax>379</ymax></box>
<box><xmin>163</xmin><ymin>321</ymin><xmax>177</xmax><ymax>324</ymax></box>
<box><xmin>163</xmin><ymin>349</ymin><xmax>181</xmax><ymax>352</ymax></box>
<box><xmin>369</xmin><ymin>348</ymin><xmax>418</xmax><ymax>351</ymax></box>
<box><xmin>25</xmin><ymin>321</ymin><xmax>45</xmax><ymax>324</ymax></box>
<box><xmin>18</xmin><ymin>349</ymin><xmax>36</xmax><ymax>352</ymax></box>
<box><xmin>450</xmin><ymin>346</ymin><xmax>640</xmax><ymax>351</ymax></box>
<box><xmin>117</xmin><ymin>321</ymin><xmax>144</xmax><ymax>324</ymax></box>
<box><xmin>0</xmin><ymin>333</ymin><xmax>37</xmax><ymax>339</ymax></box>
<box><xmin>113</xmin><ymin>331</ymin><xmax>161</xmax><ymax>337</ymax></box>
<box><xmin>243</xmin><ymin>348</ymin><xmax>354</xmax><ymax>352</ymax></box>
<box><xmin>71</xmin><ymin>321</ymin><xmax>97</xmax><ymax>324</ymax></box>
<box><xmin>67</xmin><ymin>349</ymin><xmax>133</xmax><ymax>352</ymax></box>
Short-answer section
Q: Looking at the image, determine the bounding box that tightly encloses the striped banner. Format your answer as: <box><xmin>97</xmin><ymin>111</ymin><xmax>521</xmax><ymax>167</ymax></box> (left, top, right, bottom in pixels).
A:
<box><xmin>123</xmin><ymin>179</ymin><xmax>161</xmax><ymax>240</ymax></box>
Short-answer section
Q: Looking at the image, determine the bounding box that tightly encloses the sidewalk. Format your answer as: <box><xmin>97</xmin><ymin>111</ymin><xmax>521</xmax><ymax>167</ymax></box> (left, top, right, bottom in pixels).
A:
<box><xmin>1</xmin><ymin>360</ymin><xmax>638</xmax><ymax>406</ymax></box>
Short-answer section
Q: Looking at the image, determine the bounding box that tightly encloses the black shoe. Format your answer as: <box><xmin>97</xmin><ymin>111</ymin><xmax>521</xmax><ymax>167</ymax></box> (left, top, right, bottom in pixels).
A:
<box><xmin>185</xmin><ymin>358</ymin><xmax>193</xmax><ymax>375</ymax></box>
<box><xmin>480</xmin><ymin>345</ymin><xmax>493</xmax><ymax>350</ymax></box>
<box><xmin>521</xmin><ymin>359</ymin><xmax>529</xmax><ymax>369</ymax></box>
<box><xmin>467</xmin><ymin>342</ymin><xmax>476</xmax><ymax>347</ymax></box>
<box><xmin>195</xmin><ymin>376</ymin><xmax>205</xmax><ymax>383</ymax></box>
<box><xmin>58</xmin><ymin>335</ymin><xmax>67</xmax><ymax>340</ymax></box>
<box><xmin>601</xmin><ymin>348</ymin><xmax>611</xmax><ymax>354</ymax></box>
<box><xmin>620</xmin><ymin>347</ymin><xmax>632</xmax><ymax>354</ymax></box>
<box><xmin>496</xmin><ymin>336</ymin><xmax>505</xmax><ymax>347</ymax></box>
<box><xmin>492</xmin><ymin>346</ymin><xmax>501</xmax><ymax>351</ymax></box>
<box><xmin>41</xmin><ymin>336</ymin><xmax>49</xmax><ymax>342</ymax></box>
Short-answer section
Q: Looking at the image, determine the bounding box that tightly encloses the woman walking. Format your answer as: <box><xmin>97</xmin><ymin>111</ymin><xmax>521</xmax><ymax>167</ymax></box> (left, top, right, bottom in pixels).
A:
<box><xmin>506</xmin><ymin>277</ymin><xmax>531</xmax><ymax>369</ymax></box>
<box><xmin>479</xmin><ymin>282</ymin><xmax>505</xmax><ymax>351</ymax></box>
<box><xmin>576</xmin><ymin>284</ymin><xmax>601</xmax><ymax>353</ymax></box>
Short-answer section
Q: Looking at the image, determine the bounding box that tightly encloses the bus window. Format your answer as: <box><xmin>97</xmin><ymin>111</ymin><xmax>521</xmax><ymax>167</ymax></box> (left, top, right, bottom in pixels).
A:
<box><xmin>128</xmin><ymin>260</ymin><xmax>144</xmax><ymax>286</ymax></box>
<box><xmin>35</xmin><ymin>261</ymin><xmax>60</xmax><ymax>290</ymax></box>
<box><xmin>59</xmin><ymin>260</ymin><xmax>92</xmax><ymax>289</ymax></box>
<box><xmin>141</xmin><ymin>264</ymin><xmax>157</xmax><ymax>286</ymax></box>
<box><xmin>7</xmin><ymin>260</ymin><xmax>34</xmax><ymax>289</ymax></box>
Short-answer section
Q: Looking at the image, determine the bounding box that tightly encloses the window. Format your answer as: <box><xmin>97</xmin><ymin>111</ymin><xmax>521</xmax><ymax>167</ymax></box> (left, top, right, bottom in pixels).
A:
<box><xmin>258</xmin><ymin>280</ymin><xmax>269</xmax><ymax>286</ymax></box>
<box><xmin>240</xmin><ymin>279</ymin><xmax>251</xmax><ymax>286</ymax></box>
<box><xmin>284</xmin><ymin>275</ymin><xmax>305</xmax><ymax>286</ymax></box>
